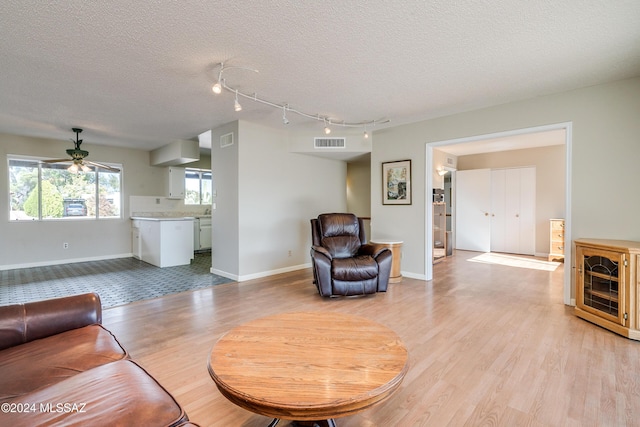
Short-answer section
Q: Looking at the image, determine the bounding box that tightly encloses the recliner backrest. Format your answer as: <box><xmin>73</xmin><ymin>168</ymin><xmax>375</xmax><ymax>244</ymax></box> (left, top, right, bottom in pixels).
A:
<box><xmin>317</xmin><ymin>213</ymin><xmax>362</xmax><ymax>258</ymax></box>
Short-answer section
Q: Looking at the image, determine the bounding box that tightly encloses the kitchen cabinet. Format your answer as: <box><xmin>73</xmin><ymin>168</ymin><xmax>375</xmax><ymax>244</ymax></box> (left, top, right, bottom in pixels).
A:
<box><xmin>132</xmin><ymin>217</ymin><xmax>194</xmax><ymax>267</ymax></box>
<box><xmin>575</xmin><ymin>238</ymin><xmax>640</xmax><ymax>341</ymax></box>
<box><xmin>166</xmin><ymin>167</ymin><xmax>185</xmax><ymax>199</ymax></box>
<box><xmin>193</xmin><ymin>217</ymin><xmax>212</xmax><ymax>251</ymax></box>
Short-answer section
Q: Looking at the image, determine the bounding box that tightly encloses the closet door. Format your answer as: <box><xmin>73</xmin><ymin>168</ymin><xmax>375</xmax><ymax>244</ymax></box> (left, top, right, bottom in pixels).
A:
<box><xmin>495</xmin><ymin>167</ymin><xmax>536</xmax><ymax>255</ymax></box>
<box><xmin>456</xmin><ymin>169</ymin><xmax>491</xmax><ymax>252</ymax></box>
<box><xmin>490</xmin><ymin>169</ymin><xmax>507</xmax><ymax>253</ymax></box>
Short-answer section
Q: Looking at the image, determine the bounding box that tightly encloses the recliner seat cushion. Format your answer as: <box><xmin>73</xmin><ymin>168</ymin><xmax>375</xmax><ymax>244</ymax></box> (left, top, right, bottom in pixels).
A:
<box><xmin>0</xmin><ymin>324</ymin><xmax>128</xmax><ymax>402</ymax></box>
<box><xmin>332</xmin><ymin>256</ymin><xmax>378</xmax><ymax>281</ymax></box>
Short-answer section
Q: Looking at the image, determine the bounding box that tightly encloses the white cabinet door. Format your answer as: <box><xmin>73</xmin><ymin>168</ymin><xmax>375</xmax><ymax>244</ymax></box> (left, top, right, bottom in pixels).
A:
<box><xmin>455</xmin><ymin>169</ymin><xmax>491</xmax><ymax>252</ymax></box>
<box><xmin>167</xmin><ymin>167</ymin><xmax>185</xmax><ymax>199</ymax></box>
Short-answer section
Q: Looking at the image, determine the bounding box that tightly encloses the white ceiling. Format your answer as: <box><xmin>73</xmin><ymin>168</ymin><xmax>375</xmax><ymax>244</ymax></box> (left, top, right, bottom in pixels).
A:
<box><xmin>1</xmin><ymin>1</ymin><xmax>639</xmax><ymax>151</ymax></box>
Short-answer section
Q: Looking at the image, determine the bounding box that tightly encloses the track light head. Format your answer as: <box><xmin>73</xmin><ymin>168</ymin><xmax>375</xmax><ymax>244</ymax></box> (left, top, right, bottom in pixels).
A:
<box><xmin>212</xmin><ymin>82</ymin><xmax>222</xmax><ymax>94</ymax></box>
<box><xmin>234</xmin><ymin>90</ymin><xmax>242</xmax><ymax>112</ymax></box>
<box><xmin>282</xmin><ymin>106</ymin><xmax>289</xmax><ymax>125</ymax></box>
<box><xmin>364</xmin><ymin>130</ymin><xmax>369</xmax><ymax>139</ymax></box>
<box><xmin>324</xmin><ymin>126</ymin><xmax>331</xmax><ymax>135</ymax></box>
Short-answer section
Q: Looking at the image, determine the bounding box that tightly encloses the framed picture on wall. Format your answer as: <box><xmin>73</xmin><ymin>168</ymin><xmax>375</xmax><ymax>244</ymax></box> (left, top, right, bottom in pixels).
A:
<box><xmin>382</xmin><ymin>159</ymin><xmax>411</xmax><ymax>205</ymax></box>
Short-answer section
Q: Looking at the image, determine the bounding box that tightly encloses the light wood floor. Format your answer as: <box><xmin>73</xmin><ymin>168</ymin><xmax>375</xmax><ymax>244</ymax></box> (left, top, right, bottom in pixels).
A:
<box><xmin>101</xmin><ymin>251</ymin><xmax>640</xmax><ymax>427</ymax></box>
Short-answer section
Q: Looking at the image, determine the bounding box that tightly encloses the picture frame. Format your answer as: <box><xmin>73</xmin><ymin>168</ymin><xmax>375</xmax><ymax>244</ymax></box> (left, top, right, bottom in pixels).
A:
<box><xmin>382</xmin><ymin>159</ymin><xmax>411</xmax><ymax>205</ymax></box>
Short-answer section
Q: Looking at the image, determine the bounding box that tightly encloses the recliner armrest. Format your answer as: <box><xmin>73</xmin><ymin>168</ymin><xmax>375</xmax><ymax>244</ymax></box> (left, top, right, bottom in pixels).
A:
<box><xmin>359</xmin><ymin>243</ymin><xmax>391</xmax><ymax>259</ymax></box>
<box><xmin>311</xmin><ymin>245</ymin><xmax>333</xmax><ymax>260</ymax></box>
<box><xmin>0</xmin><ymin>293</ymin><xmax>102</xmax><ymax>351</ymax></box>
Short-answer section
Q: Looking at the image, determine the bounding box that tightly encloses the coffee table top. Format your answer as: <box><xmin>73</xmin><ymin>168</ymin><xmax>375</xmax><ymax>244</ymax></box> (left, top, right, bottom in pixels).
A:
<box><xmin>208</xmin><ymin>311</ymin><xmax>409</xmax><ymax>421</ymax></box>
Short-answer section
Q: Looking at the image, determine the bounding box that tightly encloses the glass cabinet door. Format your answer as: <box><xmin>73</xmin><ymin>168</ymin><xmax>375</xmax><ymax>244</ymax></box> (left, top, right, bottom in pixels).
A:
<box><xmin>577</xmin><ymin>247</ymin><xmax>626</xmax><ymax>326</ymax></box>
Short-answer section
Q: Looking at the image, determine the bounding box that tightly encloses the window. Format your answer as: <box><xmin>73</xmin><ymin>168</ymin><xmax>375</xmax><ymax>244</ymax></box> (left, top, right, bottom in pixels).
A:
<box><xmin>185</xmin><ymin>168</ymin><xmax>212</xmax><ymax>205</ymax></box>
<box><xmin>9</xmin><ymin>157</ymin><xmax>122</xmax><ymax>221</ymax></box>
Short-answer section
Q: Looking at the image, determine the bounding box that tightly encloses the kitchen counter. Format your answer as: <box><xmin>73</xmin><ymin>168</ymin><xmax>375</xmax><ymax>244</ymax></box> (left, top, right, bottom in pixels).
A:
<box><xmin>131</xmin><ymin>217</ymin><xmax>194</xmax><ymax>267</ymax></box>
<box><xmin>131</xmin><ymin>216</ymin><xmax>195</xmax><ymax>221</ymax></box>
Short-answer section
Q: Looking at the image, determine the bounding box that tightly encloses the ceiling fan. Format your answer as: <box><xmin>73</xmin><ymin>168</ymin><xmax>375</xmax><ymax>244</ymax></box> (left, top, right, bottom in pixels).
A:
<box><xmin>42</xmin><ymin>128</ymin><xmax>120</xmax><ymax>173</ymax></box>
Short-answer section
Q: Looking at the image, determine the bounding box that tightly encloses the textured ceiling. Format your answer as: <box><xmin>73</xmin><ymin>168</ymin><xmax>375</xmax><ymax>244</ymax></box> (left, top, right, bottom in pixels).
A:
<box><xmin>1</xmin><ymin>1</ymin><xmax>639</xmax><ymax>151</ymax></box>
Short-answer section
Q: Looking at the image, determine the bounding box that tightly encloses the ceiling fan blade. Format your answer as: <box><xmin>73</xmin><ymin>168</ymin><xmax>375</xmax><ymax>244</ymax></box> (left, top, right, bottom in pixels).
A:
<box><xmin>42</xmin><ymin>158</ymin><xmax>72</xmax><ymax>163</ymax></box>
<box><xmin>85</xmin><ymin>160</ymin><xmax>120</xmax><ymax>172</ymax></box>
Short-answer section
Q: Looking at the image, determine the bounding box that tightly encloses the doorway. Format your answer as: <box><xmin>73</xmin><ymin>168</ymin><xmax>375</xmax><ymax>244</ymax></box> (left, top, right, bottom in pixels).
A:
<box><xmin>425</xmin><ymin>122</ymin><xmax>572</xmax><ymax>305</ymax></box>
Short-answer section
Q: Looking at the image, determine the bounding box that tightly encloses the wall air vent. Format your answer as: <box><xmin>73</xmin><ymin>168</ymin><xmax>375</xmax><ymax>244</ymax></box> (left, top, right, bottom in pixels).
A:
<box><xmin>220</xmin><ymin>132</ymin><xmax>234</xmax><ymax>148</ymax></box>
<box><xmin>314</xmin><ymin>137</ymin><xmax>346</xmax><ymax>149</ymax></box>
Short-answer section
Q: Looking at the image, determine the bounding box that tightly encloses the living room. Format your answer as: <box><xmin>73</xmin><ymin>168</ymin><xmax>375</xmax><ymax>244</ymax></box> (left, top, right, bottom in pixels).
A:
<box><xmin>2</xmin><ymin>2</ymin><xmax>640</xmax><ymax>426</ymax></box>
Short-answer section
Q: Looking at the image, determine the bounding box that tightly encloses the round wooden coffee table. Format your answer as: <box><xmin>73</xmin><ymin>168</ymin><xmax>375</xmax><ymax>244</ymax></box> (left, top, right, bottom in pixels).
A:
<box><xmin>208</xmin><ymin>311</ymin><xmax>408</xmax><ymax>426</ymax></box>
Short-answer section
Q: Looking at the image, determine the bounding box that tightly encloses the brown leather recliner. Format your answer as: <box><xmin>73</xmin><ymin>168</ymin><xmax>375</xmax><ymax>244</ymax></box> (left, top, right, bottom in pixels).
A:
<box><xmin>310</xmin><ymin>213</ymin><xmax>392</xmax><ymax>297</ymax></box>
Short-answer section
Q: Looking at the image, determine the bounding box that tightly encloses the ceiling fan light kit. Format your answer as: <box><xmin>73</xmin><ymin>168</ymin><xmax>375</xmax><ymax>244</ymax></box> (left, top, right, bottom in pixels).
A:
<box><xmin>42</xmin><ymin>128</ymin><xmax>120</xmax><ymax>173</ymax></box>
<box><xmin>210</xmin><ymin>62</ymin><xmax>389</xmax><ymax>133</ymax></box>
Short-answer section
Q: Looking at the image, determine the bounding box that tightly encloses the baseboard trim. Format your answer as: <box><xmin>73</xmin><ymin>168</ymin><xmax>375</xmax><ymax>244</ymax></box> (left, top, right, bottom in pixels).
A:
<box><xmin>211</xmin><ymin>263</ymin><xmax>312</xmax><ymax>282</ymax></box>
<box><xmin>0</xmin><ymin>253</ymin><xmax>134</xmax><ymax>271</ymax></box>
<box><xmin>401</xmin><ymin>271</ymin><xmax>427</xmax><ymax>281</ymax></box>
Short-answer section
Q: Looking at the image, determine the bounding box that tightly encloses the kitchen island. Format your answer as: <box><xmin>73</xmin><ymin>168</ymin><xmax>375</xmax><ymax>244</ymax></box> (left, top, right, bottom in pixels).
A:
<box><xmin>131</xmin><ymin>217</ymin><xmax>194</xmax><ymax>267</ymax></box>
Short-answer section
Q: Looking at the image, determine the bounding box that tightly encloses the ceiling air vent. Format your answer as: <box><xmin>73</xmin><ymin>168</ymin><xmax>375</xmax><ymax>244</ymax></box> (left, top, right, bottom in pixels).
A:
<box><xmin>314</xmin><ymin>137</ymin><xmax>346</xmax><ymax>149</ymax></box>
<box><xmin>220</xmin><ymin>132</ymin><xmax>234</xmax><ymax>148</ymax></box>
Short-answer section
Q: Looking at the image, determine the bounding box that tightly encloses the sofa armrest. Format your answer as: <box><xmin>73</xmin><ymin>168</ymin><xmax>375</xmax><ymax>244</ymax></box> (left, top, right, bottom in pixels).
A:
<box><xmin>0</xmin><ymin>293</ymin><xmax>102</xmax><ymax>351</ymax></box>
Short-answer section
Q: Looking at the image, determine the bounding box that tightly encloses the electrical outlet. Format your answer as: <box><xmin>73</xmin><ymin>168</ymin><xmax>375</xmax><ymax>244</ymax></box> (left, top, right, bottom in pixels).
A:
<box><xmin>288</xmin><ymin>250</ymin><xmax>292</xmax><ymax>257</ymax></box>
<box><xmin>63</xmin><ymin>242</ymin><xmax>69</xmax><ymax>249</ymax></box>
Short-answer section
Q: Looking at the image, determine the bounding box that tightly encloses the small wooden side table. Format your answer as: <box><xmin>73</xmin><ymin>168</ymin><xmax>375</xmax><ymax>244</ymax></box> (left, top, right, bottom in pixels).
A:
<box><xmin>371</xmin><ymin>240</ymin><xmax>403</xmax><ymax>283</ymax></box>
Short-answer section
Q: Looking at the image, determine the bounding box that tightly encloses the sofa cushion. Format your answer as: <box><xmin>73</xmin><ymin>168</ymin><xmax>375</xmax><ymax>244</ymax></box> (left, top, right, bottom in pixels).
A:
<box><xmin>1</xmin><ymin>359</ymin><xmax>188</xmax><ymax>427</ymax></box>
<box><xmin>0</xmin><ymin>324</ymin><xmax>127</xmax><ymax>402</ymax></box>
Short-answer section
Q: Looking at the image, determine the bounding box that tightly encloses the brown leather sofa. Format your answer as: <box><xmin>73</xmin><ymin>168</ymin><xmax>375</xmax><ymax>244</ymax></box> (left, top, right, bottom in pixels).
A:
<box><xmin>0</xmin><ymin>293</ymin><xmax>198</xmax><ymax>427</ymax></box>
<box><xmin>310</xmin><ymin>213</ymin><xmax>392</xmax><ymax>297</ymax></box>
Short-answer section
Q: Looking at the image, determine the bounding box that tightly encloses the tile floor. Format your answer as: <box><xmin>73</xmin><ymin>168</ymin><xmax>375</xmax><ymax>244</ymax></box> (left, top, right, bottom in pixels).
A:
<box><xmin>0</xmin><ymin>252</ymin><xmax>233</xmax><ymax>308</ymax></box>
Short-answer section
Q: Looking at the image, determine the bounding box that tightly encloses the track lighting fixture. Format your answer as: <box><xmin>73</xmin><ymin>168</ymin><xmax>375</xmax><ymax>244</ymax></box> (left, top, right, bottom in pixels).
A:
<box><xmin>363</xmin><ymin>130</ymin><xmax>369</xmax><ymax>139</ymax></box>
<box><xmin>212</xmin><ymin>65</ymin><xmax>224</xmax><ymax>94</ymax></box>
<box><xmin>210</xmin><ymin>62</ymin><xmax>389</xmax><ymax>130</ymax></box>
<box><xmin>234</xmin><ymin>90</ymin><xmax>242</xmax><ymax>112</ymax></box>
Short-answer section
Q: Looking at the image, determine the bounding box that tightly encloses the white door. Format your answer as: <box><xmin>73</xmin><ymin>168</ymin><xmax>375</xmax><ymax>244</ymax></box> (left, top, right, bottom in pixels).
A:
<box><xmin>490</xmin><ymin>169</ymin><xmax>507</xmax><ymax>252</ymax></box>
<box><xmin>491</xmin><ymin>167</ymin><xmax>536</xmax><ymax>255</ymax></box>
<box><xmin>455</xmin><ymin>169</ymin><xmax>491</xmax><ymax>252</ymax></box>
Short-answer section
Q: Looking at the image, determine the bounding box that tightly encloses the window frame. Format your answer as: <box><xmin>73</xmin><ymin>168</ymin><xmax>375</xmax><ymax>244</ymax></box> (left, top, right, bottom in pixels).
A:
<box><xmin>8</xmin><ymin>155</ymin><xmax>123</xmax><ymax>222</ymax></box>
<box><xmin>184</xmin><ymin>168</ymin><xmax>212</xmax><ymax>206</ymax></box>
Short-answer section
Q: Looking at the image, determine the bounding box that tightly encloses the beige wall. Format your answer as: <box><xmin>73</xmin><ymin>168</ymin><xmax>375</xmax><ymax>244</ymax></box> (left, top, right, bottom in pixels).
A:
<box><xmin>347</xmin><ymin>157</ymin><xmax>372</xmax><ymax>239</ymax></box>
<box><xmin>371</xmin><ymin>76</ymin><xmax>640</xmax><ymax>294</ymax></box>
<box><xmin>455</xmin><ymin>144</ymin><xmax>565</xmax><ymax>256</ymax></box>
<box><xmin>0</xmin><ymin>133</ymin><xmax>162</xmax><ymax>268</ymax></box>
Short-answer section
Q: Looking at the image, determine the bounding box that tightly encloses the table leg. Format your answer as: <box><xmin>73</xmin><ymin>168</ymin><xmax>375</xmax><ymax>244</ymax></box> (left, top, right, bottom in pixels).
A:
<box><xmin>291</xmin><ymin>420</ymin><xmax>336</xmax><ymax>427</ymax></box>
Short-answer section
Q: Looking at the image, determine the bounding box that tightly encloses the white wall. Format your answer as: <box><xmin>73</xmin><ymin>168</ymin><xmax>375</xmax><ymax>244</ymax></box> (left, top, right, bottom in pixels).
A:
<box><xmin>0</xmin><ymin>133</ymin><xmax>162</xmax><ymax>269</ymax></box>
<box><xmin>372</xmin><ymin>76</ymin><xmax>640</xmax><ymax>288</ymax></box>
<box><xmin>211</xmin><ymin>120</ymin><xmax>347</xmax><ymax>281</ymax></box>
<box><xmin>210</xmin><ymin>121</ymin><xmax>240</xmax><ymax>277</ymax></box>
